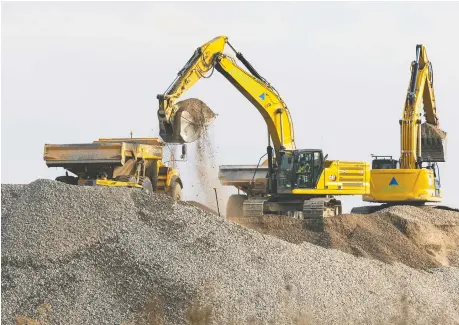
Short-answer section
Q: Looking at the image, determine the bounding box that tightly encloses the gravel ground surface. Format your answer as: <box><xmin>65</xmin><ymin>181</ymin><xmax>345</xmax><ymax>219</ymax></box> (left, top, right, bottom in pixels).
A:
<box><xmin>230</xmin><ymin>205</ymin><xmax>459</xmax><ymax>269</ymax></box>
<box><xmin>2</xmin><ymin>179</ymin><xmax>459</xmax><ymax>325</ymax></box>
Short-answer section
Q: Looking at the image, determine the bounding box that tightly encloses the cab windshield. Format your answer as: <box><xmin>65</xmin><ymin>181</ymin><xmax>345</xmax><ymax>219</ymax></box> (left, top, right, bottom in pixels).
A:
<box><xmin>294</xmin><ymin>151</ymin><xmax>322</xmax><ymax>188</ymax></box>
<box><xmin>277</xmin><ymin>150</ymin><xmax>323</xmax><ymax>190</ymax></box>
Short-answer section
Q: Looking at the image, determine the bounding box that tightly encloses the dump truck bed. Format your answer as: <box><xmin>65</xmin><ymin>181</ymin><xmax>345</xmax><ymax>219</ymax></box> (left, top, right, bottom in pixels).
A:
<box><xmin>44</xmin><ymin>142</ymin><xmax>128</xmax><ymax>166</ymax></box>
<box><xmin>44</xmin><ymin>138</ymin><xmax>164</xmax><ymax>168</ymax></box>
<box><xmin>218</xmin><ymin>165</ymin><xmax>269</xmax><ymax>184</ymax></box>
<box><xmin>218</xmin><ymin>165</ymin><xmax>269</xmax><ymax>194</ymax></box>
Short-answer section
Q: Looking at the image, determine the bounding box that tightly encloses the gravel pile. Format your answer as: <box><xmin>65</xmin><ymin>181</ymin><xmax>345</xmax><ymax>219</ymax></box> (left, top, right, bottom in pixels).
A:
<box><xmin>2</xmin><ymin>179</ymin><xmax>459</xmax><ymax>325</ymax></box>
<box><xmin>230</xmin><ymin>205</ymin><xmax>459</xmax><ymax>270</ymax></box>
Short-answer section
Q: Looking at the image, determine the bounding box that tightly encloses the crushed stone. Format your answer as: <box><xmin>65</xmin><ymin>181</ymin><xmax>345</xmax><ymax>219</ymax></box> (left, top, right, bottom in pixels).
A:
<box><xmin>229</xmin><ymin>205</ymin><xmax>459</xmax><ymax>270</ymax></box>
<box><xmin>2</xmin><ymin>179</ymin><xmax>459</xmax><ymax>325</ymax></box>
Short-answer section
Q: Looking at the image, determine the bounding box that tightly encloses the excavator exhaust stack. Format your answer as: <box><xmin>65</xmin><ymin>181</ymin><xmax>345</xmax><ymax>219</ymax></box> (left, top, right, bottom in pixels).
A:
<box><xmin>160</xmin><ymin>98</ymin><xmax>217</xmax><ymax>144</ymax></box>
<box><xmin>421</xmin><ymin>122</ymin><xmax>447</xmax><ymax>162</ymax></box>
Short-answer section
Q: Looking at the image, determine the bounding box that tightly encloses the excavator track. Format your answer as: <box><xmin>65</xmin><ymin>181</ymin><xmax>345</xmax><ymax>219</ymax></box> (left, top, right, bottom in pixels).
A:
<box><xmin>242</xmin><ymin>198</ymin><xmax>267</xmax><ymax>217</ymax></box>
<box><xmin>303</xmin><ymin>198</ymin><xmax>342</xmax><ymax>219</ymax></box>
<box><xmin>240</xmin><ymin>197</ymin><xmax>343</xmax><ymax>219</ymax></box>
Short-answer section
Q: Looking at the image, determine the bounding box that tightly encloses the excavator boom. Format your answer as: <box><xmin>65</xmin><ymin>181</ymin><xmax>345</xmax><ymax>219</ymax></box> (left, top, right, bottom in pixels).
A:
<box><xmin>401</xmin><ymin>45</ymin><xmax>446</xmax><ymax>169</ymax></box>
<box><xmin>157</xmin><ymin>35</ymin><xmax>296</xmax><ymax>158</ymax></box>
<box><xmin>158</xmin><ymin>36</ymin><xmax>370</xmax><ymax>219</ymax></box>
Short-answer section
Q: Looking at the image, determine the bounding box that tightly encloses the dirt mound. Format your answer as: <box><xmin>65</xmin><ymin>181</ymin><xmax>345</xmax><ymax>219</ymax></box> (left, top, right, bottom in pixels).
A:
<box><xmin>2</xmin><ymin>180</ymin><xmax>459</xmax><ymax>325</ymax></box>
<box><xmin>228</xmin><ymin>205</ymin><xmax>459</xmax><ymax>270</ymax></box>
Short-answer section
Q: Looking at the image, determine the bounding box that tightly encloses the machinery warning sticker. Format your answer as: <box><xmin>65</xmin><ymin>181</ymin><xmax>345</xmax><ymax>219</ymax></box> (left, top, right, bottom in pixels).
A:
<box><xmin>259</xmin><ymin>93</ymin><xmax>266</xmax><ymax>100</ymax></box>
<box><xmin>381</xmin><ymin>177</ymin><xmax>406</xmax><ymax>193</ymax></box>
<box><xmin>389</xmin><ymin>177</ymin><xmax>399</xmax><ymax>186</ymax></box>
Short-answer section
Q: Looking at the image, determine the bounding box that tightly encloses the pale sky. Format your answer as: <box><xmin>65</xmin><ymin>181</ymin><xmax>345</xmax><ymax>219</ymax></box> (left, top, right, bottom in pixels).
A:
<box><xmin>2</xmin><ymin>1</ymin><xmax>459</xmax><ymax>212</ymax></box>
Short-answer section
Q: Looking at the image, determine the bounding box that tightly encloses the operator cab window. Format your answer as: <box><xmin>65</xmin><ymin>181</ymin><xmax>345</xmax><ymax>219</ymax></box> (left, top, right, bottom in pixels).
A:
<box><xmin>294</xmin><ymin>150</ymin><xmax>323</xmax><ymax>189</ymax></box>
<box><xmin>277</xmin><ymin>151</ymin><xmax>294</xmax><ymax>190</ymax></box>
<box><xmin>372</xmin><ymin>159</ymin><xmax>398</xmax><ymax>170</ymax></box>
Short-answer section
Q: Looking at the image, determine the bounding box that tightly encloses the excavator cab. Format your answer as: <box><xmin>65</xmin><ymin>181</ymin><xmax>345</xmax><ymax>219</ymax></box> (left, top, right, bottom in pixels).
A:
<box><xmin>371</xmin><ymin>155</ymin><xmax>399</xmax><ymax>170</ymax></box>
<box><xmin>277</xmin><ymin>150</ymin><xmax>324</xmax><ymax>191</ymax></box>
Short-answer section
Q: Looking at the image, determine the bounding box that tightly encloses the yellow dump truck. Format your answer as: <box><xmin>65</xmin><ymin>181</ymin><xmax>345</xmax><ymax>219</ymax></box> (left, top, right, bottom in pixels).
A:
<box><xmin>43</xmin><ymin>137</ymin><xmax>183</xmax><ymax>200</ymax></box>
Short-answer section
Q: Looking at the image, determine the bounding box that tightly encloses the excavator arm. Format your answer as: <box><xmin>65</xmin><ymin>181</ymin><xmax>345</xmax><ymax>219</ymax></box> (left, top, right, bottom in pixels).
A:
<box><xmin>159</xmin><ymin>36</ymin><xmax>370</xmax><ymax>219</ymax></box>
<box><xmin>400</xmin><ymin>44</ymin><xmax>446</xmax><ymax>169</ymax></box>
<box><xmin>157</xmin><ymin>35</ymin><xmax>296</xmax><ymax>158</ymax></box>
<box><xmin>157</xmin><ymin>36</ymin><xmax>226</xmax><ymax>142</ymax></box>
<box><xmin>363</xmin><ymin>44</ymin><xmax>447</xmax><ymax>204</ymax></box>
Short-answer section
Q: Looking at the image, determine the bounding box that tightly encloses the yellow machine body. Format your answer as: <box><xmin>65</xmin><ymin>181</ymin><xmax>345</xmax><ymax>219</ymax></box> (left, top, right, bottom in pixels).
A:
<box><xmin>364</xmin><ymin>168</ymin><xmax>441</xmax><ymax>203</ymax></box>
<box><xmin>291</xmin><ymin>161</ymin><xmax>370</xmax><ymax>195</ymax></box>
<box><xmin>78</xmin><ymin>179</ymin><xmax>142</xmax><ymax>189</ymax></box>
<box><xmin>364</xmin><ymin>45</ymin><xmax>446</xmax><ymax>205</ymax></box>
<box><xmin>158</xmin><ymin>36</ymin><xmax>370</xmax><ymax>218</ymax></box>
<box><xmin>44</xmin><ymin>137</ymin><xmax>183</xmax><ymax>200</ymax></box>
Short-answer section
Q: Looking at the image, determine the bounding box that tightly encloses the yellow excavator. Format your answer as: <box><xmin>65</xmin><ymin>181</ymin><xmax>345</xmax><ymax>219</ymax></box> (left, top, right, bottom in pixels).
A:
<box><xmin>362</xmin><ymin>45</ymin><xmax>447</xmax><ymax>206</ymax></box>
<box><xmin>157</xmin><ymin>36</ymin><xmax>370</xmax><ymax>219</ymax></box>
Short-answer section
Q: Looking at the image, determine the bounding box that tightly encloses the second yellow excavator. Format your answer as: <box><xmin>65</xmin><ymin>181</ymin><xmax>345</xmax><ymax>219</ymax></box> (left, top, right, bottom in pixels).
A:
<box><xmin>157</xmin><ymin>36</ymin><xmax>370</xmax><ymax>219</ymax></box>
<box><xmin>362</xmin><ymin>45</ymin><xmax>447</xmax><ymax>206</ymax></box>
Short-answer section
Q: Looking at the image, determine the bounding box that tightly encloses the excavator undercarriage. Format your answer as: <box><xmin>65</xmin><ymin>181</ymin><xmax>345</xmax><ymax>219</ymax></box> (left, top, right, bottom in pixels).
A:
<box><xmin>219</xmin><ymin>158</ymin><xmax>361</xmax><ymax>220</ymax></box>
<box><xmin>228</xmin><ymin>195</ymin><xmax>342</xmax><ymax>219</ymax></box>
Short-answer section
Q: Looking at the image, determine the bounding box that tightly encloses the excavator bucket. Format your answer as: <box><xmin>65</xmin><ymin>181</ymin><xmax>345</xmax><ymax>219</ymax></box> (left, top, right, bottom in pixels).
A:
<box><xmin>162</xmin><ymin>98</ymin><xmax>217</xmax><ymax>144</ymax></box>
<box><xmin>421</xmin><ymin>122</ymin><xmax>447</xmax><ymax>162</ymax></box>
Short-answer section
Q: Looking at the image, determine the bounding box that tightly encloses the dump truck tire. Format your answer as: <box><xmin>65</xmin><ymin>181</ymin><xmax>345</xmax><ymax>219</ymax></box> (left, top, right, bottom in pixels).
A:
<box><xmin>139</xmin><ymin>176</ymin><xmax>153</xmax><ymax>195</ymax></box>
<box><xmin>168</xmin><ymin>182</ymin><xmax>182</xmax><ymax>201</ymax></box>
<box><xmin>226</xmin><ymin>194</ymin><xmax>247</xmax><ymax>218</ymax></box>
<box><xmin>55</xmin><ymin>175</ymin><xmax>78</xmax><ymax>185</ymax></box>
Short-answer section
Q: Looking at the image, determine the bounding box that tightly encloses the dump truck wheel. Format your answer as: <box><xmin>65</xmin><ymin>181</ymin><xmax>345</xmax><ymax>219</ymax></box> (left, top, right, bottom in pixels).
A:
<box><xmin>168</xmin><ymin>182</ymin><xmax>182</xmax><ymax>201</ymax></box>
<box><xmin>139</xmin><ymin>176</ymin><xmax>153</xmax><ymax>194</ymax></box>
<box><xmin>226</xmin><ymin>194</ymin><xmax>247</xmax><ymax>218</ymax></box>
<box><xmin>55</xmin><ymin>175</ymin><xmax>78</xmax><ymax>185</ymax></box>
